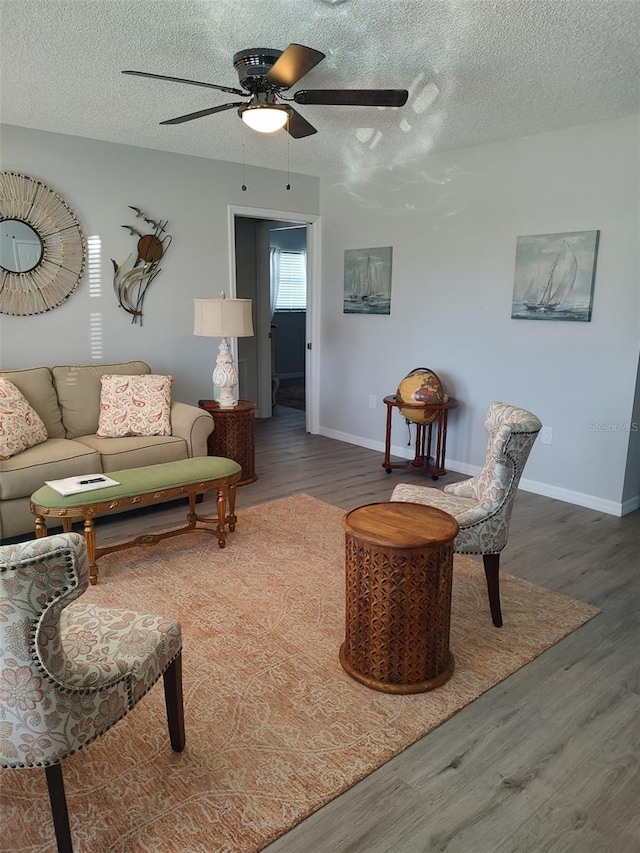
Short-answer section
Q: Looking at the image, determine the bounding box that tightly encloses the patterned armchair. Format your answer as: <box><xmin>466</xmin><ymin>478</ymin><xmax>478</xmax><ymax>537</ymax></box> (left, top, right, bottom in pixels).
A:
<box><xmin>0</xmin><ymin>532</ymin><xmax>185</xmax><ymax>853</ymax></box>
<box><xmin>391</xmin><ymin>401</ymin><xmax>542</xmax><ymax>627</ymax></box>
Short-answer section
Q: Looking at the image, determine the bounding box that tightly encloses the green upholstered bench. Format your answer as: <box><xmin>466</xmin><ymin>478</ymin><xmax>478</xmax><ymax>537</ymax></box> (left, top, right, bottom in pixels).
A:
<box><xmin>31</xmin><ymin>457</ymin><xmax>242</xmax><ymax>584</ymax></box>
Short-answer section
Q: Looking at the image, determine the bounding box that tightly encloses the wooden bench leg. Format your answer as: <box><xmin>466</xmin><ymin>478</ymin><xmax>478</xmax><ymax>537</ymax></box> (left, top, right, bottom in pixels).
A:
<box><xmin>187</xmin><ymin>493</ymin><xmax>197</xmax><ymax>529</ymax></box>
<box><xmin>35</xmin><ymin>516</ymin><xmax>73</xmax><ymax>538</ymax></box>
<box><xmin>227</xmin><ymin>484</ymin><xmax>237</xmax><ymax>533</ymax></box>
<box><xmin>84</xmin><ymin>518</ymin><xmax>99</xmax><ymax>585</ymax></box>
<box><xmin>216</xmin><ymin>488</ymin><xmax>227</xmax><ymax>548</ymax></box>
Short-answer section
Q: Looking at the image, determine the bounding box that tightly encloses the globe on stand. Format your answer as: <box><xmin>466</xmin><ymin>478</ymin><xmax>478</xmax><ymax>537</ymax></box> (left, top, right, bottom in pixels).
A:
<box><xmin>396</xmin><ymin>368</ymin><xmax>447</xmax><ymax>425</ymax></box>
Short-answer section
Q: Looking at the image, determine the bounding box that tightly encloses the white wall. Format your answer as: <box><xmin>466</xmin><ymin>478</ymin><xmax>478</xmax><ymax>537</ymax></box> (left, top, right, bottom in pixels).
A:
<box><xmin>622</xmin><ymin>354</ymin><xmax>640</xmax><ymax>509</ymax></box>
<box><xmin>318</xmin><ymin>115</ymin><xmax>640</xmax><ymax>514</ymax></box>
<box><xmin>0</xmin><ymin>125</ymin><xmax>319</xmax><ymax>405</ymax></box>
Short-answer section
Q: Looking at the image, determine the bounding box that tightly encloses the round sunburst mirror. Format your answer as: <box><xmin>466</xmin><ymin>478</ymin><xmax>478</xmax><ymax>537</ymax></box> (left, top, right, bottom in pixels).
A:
<box><xmin>0</xmin><ymin>172</ymin><xmax>86</xmax><ymax>316</ymax></box>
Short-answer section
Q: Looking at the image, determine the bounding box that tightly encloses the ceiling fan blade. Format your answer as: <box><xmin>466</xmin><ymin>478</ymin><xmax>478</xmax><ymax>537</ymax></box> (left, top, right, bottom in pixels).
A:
<box><xmin>294</xmin><ymin>89</ymin><xmax>409</xmax><ymax>107</ymax></box>
<box><xmin>265</xmin><ymin>44</ymin><xmax>326</xmax><ymax>90</ymax></box>
<box><xmin>285</xmin><ymin>107</ymin><xmax>318</xmax><ymax>139</ymax></box>
<box><xmin>160</xmin><ymin>103</ymin><xmax>245</xmax><ymax>125</ymax></box>
<box><xmin>123</xmin><ymin>70</ymin><xmax>245</xmax><ymax>97</ymax></box>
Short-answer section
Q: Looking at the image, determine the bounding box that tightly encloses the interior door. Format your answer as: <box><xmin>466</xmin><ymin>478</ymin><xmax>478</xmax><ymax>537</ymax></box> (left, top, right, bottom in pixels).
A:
<box><xmin>231</xmin><ymin>205</ymin><xmax>319</xmax><ymax>433</ymax></box>
<box><xmin>235</xmin><ymin>217</ymin><xmax>288</xmax><ymax>420</ymax></box>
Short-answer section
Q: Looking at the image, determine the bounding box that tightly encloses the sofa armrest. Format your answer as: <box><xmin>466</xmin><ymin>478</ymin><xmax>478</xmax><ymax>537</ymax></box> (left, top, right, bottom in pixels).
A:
<box><xmin>170</xmin><ymin>402</ymin><xmax>214</xmax><ymax>457</ymax></box>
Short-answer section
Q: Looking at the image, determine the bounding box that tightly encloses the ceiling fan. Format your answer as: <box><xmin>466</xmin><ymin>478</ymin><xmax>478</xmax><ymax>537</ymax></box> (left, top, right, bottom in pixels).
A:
<box><xmin>123</xmin><ymin>43</ymin><xmax>409</xmax><ymax>138</ymax></box>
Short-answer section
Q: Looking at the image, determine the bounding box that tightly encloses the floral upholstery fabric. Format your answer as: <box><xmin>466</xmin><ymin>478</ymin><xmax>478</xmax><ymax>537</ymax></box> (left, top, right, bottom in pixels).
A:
<box><xmin>97</xmin><ymin>374</ymin><xmax>173</xmax><ymax>438</ymax></box>
<box><xmin>0</xmin><ymin>532</ymin><xmax>182</xmax><ymax>768</ymax></box>
<box><xmin>391</xmin><ymin>401</ymin><xmax>541</xmax><ymax>556</ymax></box>
<box><xmin>0</xmin><ymin>377</ymin><xmax>48</xmax><ymax>460</ymax></box>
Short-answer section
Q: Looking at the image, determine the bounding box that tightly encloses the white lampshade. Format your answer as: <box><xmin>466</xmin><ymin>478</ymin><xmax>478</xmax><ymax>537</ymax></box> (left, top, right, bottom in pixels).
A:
<box><xmin>193</xmin><ymin>297</ymin><xmax>254</xmax><ymax>338</ymax></box>
<box><xmin>240</xmin><ymin>105</ymin><xmax>289</xmax><ymax>133</ymax></box>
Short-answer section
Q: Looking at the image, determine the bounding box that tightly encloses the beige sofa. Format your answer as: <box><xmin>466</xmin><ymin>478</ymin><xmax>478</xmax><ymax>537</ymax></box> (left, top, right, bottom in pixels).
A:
<box><xmin>0</xmin><ymin>361</ymin><xmax>214</xmax><ymax>540</ymax></box>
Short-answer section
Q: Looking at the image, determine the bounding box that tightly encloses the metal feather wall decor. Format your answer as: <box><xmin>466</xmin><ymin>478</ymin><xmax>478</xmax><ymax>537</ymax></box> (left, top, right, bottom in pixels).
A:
<box><xmin>112</xmin><ymin>206</ymin><xmax>172</xmax><ymax>324</ymax></box>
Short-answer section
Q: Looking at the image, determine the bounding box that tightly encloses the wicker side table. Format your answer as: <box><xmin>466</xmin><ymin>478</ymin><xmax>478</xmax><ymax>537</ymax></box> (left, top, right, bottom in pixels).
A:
<box><xmin>198</xmin><ymin>399</ymin><xmax>257</xmax><ymax>485</ymax></box>
<box><xmin>340</xmin><ymin>502</ymin><xmax>459</xmax><ymax>694</ymax></box>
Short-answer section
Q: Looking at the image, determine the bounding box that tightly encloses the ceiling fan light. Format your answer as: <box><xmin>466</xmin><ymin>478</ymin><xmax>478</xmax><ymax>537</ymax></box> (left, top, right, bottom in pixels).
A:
<box><xmin>240</xmin><ymin>105</ymin><xmax>289</xmax><ymax>133</ymax></box>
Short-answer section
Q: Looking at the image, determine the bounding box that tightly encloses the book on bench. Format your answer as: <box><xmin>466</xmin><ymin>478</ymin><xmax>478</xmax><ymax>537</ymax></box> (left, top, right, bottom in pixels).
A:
<box><xmin>45</xmin><ymin>475</ymin><xmax>120</xmax><ymax>497</ymax></box>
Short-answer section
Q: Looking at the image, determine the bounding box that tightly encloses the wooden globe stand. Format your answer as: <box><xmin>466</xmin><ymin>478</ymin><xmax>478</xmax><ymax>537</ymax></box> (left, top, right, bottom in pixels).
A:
<box><xmin>382</xmin><ymin>395</ymin><xmax>458</xmax><ymax>479</ymax></box>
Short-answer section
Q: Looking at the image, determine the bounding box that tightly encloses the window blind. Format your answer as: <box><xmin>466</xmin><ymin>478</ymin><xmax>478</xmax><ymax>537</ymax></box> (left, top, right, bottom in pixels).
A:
<box><xmin>274</xmin><ymin>251</ymin><xmax>307</xmax><ymax>310</ymax></box>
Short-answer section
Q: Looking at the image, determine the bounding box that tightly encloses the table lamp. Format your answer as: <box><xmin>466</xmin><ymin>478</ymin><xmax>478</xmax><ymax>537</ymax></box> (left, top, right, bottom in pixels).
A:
<box><xmin>194</xmin><ymin>294</ymin><xmax>254</xmax><ymax>408</ymax></box>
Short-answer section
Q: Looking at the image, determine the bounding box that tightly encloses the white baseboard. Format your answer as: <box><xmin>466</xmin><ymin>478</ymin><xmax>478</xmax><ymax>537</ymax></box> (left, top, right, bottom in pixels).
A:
<box><xmin>620</xmin><ymin>495</ymin><xmax>640</xmax><ymax>516</ymax></box>
<box><xmin>514</xmin><ymin>475</ymin><xmax>627</xmax><ymax>516</ymax></box>
<box><xmin>317</xmin><ymin>426</ymin><xmax>633</xmax><ymax>517</ymax></box>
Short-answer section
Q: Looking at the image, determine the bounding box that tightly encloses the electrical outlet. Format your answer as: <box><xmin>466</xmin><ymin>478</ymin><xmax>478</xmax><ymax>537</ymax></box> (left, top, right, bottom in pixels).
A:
<box><xmin>369</xmin><ymin>395</ymin><xmax>377</xmax><ymax>409</ymax></box>
<box><xmin>540</xmin><ymin>426</ymin><xmax>553</xmax><ymax>445</ymax></box>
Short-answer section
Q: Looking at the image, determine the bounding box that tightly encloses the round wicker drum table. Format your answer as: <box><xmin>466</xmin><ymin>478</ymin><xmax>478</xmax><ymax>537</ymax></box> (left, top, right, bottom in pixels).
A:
<box><xmin>339</xmin><ymin>502</ymin><xmax>459</xmax><ymax>694</ymax></box>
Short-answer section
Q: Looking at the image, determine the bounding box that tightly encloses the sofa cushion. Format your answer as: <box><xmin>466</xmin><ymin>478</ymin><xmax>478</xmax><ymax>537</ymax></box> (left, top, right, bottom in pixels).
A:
<box><xmin>0</xmin><ymin>367</ymin><xmax>65</xmax><ymax>439</ymax></box>
<box><xmin>0</xmin><ymin>378</ymin><xmax>49</xmax><ymax>459</ymax></box>
<box><xmin>75</xmin><ymin>434</ymin><xmax>188</xmax><ymax>472</ymax></box>
<box><xmin>97</xmin><ymin>374</ymin><xmax>173</xmax><ymax>437</ymax></box>
<box><xmin>0</xmin><ymin>438</ymin><xmax>100</xmax><ymax>501</ymax></box>
<box><xmin>52</xmin><ymin>361</ymin><xmax>151</xmax><ymax>439</ymax></box>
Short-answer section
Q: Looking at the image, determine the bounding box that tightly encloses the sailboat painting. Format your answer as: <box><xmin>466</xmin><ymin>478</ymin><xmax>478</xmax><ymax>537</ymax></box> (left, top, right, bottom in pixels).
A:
<box><xmin>511</xmin><ymin>230</ymin><xmax>599</xmax><ymax>322</ymax></box>
<box><xmin>344</xmin><ymin>246</ymin><xmax>393</xmax><ymax>315</ymax></box>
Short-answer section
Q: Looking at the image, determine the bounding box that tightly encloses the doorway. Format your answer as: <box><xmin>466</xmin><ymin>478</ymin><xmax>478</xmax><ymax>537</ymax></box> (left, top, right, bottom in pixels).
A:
<box><xmin>268</xmin><ymin>224</ymin><xmax>307</xmax><ymax>415</ymax></box>
<box><xmin>229</xmin><ymin>205</ymin><xmax>319</xmax><ymax>434</ymax></box>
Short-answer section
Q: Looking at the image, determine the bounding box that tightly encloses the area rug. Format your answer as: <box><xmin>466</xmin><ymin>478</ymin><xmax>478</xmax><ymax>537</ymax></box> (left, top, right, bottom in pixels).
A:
<box><xmin>274</xmin><ymin>378</ymin><xmax>305</xmax><ymax>410</ymax></box>
<box><xmin>1</xmin><ymin>494</ymin><xmax>598</xmax><ymax>853</ymax></box>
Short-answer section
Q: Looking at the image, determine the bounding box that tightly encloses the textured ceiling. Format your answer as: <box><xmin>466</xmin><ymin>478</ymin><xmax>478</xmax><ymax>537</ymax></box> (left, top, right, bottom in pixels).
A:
<box><xmin>1</xmin><ymin>0</ymin><xmax>639</xmax><ymax>178</ymax></box>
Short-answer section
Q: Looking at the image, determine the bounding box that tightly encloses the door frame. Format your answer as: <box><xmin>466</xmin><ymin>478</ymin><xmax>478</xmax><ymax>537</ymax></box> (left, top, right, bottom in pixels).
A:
<box><xmin>227</xmin><ymin>204</ymin><xmax>320</xmax><ymax>434</ymax></box>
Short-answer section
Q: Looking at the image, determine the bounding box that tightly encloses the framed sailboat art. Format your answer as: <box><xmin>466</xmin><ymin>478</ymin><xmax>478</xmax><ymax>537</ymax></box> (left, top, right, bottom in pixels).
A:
<box><xmin>511</xmin><ymin>230</ymin><xmax>600</xmax><ymax>322</ymax></box>
<box><xmin>343</xmin><ymin>246</ymin><xmax>392</xmax><ymax>315</ymax></box>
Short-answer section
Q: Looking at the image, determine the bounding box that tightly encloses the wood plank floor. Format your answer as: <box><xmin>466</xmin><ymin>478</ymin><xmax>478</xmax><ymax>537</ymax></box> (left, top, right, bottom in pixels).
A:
<box><xmin>93</xmin><ymin>406</ymin><xmax>640</xmax><ymax>853</ymax></box>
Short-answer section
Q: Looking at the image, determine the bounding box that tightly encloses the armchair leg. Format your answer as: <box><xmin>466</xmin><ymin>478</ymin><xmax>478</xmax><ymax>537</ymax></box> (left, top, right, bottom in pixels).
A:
<box><xmin>45</xmin><ymin>763</ymin><xmax>73</xmax><ymax>853</ymax></box>
<box><xmin>163</xmin><ymin>652</ymin><xmax>186</xmax><ymax>752</ymax></box>
<box><xmin>482</xmin><ymin>554</ymin><xmax>503</xmax><ymax>628</ymax></box>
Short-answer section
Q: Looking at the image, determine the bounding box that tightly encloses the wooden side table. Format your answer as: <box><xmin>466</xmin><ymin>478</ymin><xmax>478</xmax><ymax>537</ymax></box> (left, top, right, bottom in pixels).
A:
<box><xmin>382</xmin><ymin>395</ymin><xmax>458</xmax><ymax>480</ymax></box>
<box><xmin>198</xmin><ymin>399</ymin><xmax>257</xmax><ymax>485</ymax></box>
<box><xmin>339</xmin><ymin>502</ymin><xmax>459</xmax><ymax>694</ymax></box>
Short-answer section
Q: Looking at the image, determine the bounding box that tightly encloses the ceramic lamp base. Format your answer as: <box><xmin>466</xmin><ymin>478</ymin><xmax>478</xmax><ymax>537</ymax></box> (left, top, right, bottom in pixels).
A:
<box><xmin>212</xmin><ymin>337</ymin><xmax>239</xmax><ymax>409</ymax></box>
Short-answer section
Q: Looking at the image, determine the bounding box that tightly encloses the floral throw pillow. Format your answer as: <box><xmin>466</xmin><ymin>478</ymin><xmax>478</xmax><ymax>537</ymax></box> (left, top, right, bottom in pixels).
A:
<box><xmin>0</xmin><ymin>378</ymin><xmax>48</xmax><ymax>459</ymax></box>
<box><xmin>97</xmin><ymin>374</ymin><xmax>173</xmax><ymax>437</ymax></box>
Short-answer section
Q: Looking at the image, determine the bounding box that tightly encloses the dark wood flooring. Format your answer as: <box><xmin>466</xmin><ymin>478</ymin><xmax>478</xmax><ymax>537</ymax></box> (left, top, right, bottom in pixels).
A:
<box><xmin>92</xmin><ymin>407</ymin><xmax>640</xmax><ymax>852</ymax></box>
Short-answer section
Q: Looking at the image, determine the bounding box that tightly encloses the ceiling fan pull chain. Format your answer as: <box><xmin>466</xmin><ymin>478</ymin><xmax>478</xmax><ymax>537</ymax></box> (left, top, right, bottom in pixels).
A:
<box><xmin>286</xmin><ymin>115</ymin><xmax>291</xmax><ymax>191</ymax></box>
<box><xmin>241</xmin><ymin>122</ymin><xmax>247</xmax><ymax>191</ymax></box>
